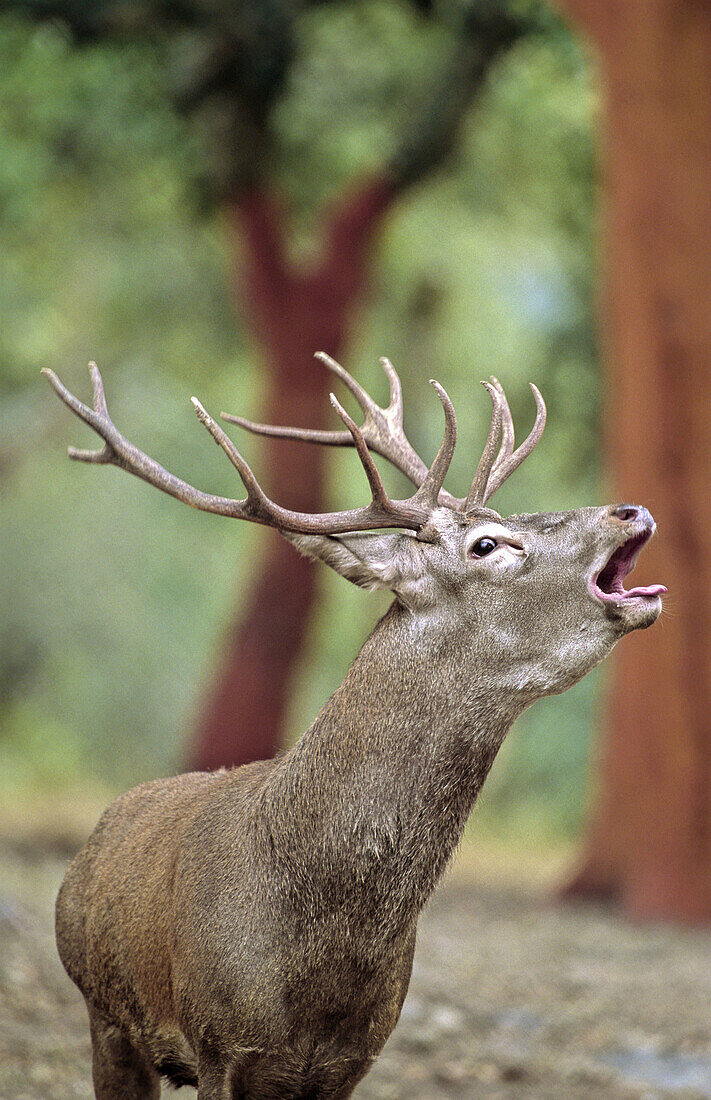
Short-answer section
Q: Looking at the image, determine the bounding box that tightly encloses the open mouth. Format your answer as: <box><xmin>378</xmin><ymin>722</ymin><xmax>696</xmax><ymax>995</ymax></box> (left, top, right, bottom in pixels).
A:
<box><xmin>592</xmin><ymin>531</ymin><xmax>667</xmax><ymax>603</ymax></box>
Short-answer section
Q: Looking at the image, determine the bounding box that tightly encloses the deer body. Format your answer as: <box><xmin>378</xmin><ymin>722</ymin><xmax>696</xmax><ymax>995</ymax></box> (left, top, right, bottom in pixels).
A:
<box><xmin>57</xmin><ymin>595</ymin><xmax>518</xmax><ymax>1096</ymax></box>
<box><xmin>46</xmin><ymin>359</ymin><xmax>665</xmax><ymax>1098</ymax></box>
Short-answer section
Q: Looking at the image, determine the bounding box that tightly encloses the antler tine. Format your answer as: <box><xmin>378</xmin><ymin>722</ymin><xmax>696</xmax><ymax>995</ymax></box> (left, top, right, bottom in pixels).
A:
<box><xmin>489</xmin><ymin>376</ymin><xmax>514</xmax><ymax>462</ymax></box>
<box><xmin>470</xmin><ymin>374</ymin><xmax>516</xmax><ymax>502</ymax></box>
<box><xmin>464</xmin><ymin>382</ymin><xmax>503</xmax><ymax>511</ymax></box>
<box><xmin>191</xmin><ymin>397</ymin><xmax>268</xmax><ymax>509</ymax></box>
<box><xmin>219</xmin><ymin>413</ymin><xmax>352</xmax><ymax>448</ymax></box>
<box><xmin>482</xmin><ymin>383</ymin><xmax>546</xmax><ymax>503</ymax></box>
<box><xmin>43</xmin><ymin>363</ymin><xmax>113</xmax><ymax>464</ymax></box>
<box><xmin>412</xmin><ymin>381</ymin><xmax>457</xmax><ymax>508</ymax></box>
<box><xmin>89</xmin><ymin>360</ymin><xmax>109</xmax><ymax>418</ymax></box>
<box><xmin>314</xmin><ymin>351</ymin><xmax>374</xmax><ymax>415</ymax></box>
<box><xmin>328</xmin><ymin>393</ymin><xmax>389</xmax><ymax>507</ymax></box>
<box><xmin>379</xmin><ymin>357</ymin><xmax>403</xmax><ymax>418</ymax></box>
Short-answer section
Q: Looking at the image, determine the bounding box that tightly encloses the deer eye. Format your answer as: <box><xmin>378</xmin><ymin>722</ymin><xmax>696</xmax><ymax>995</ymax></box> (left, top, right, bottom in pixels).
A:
<box><xmin>470</xmin><ymin>536</ymin><xmax>498</xmax><ymax>557</ymax></box>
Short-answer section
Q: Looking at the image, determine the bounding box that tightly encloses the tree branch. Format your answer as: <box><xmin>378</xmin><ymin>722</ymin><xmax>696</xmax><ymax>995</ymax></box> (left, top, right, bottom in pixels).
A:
<box><xmin>389</xmin><ymin>5</ymin><xmax>527</xmax><ymax>190</ymax></box>
<box><xmin>0</xmin><ymin>0</ymin><xmax>205</xmax><ymax>40</ymax></box>
<box><xmin>318</xmin><ymin>177</ymin><xmax>397</xmax><ymax>303</ymax></box>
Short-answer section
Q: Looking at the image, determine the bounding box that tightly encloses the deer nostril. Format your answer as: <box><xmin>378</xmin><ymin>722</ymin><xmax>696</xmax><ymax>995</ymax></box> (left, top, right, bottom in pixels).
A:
<box><xmin>612</xmin><ymin>504</ymin><xmax>639</xmax><ymax>522</ymax></box>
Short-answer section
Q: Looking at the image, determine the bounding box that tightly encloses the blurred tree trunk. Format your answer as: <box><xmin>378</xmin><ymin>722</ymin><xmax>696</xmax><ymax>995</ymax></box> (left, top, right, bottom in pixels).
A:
<box><xmin>558</xmin><ymin>0</ymin><xmax>711</xmax><ymax>921</ymax></box>
<box><xmin>189</xmin><ymin>180</ymin><xmax>395</xmax><ymax>770</ymax></box>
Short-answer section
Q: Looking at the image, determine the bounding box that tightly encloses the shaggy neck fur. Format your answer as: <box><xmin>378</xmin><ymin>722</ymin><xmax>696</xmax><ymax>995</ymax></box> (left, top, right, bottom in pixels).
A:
<box><xmin>261</xmin><ymin>602</ymin><xmax>526</xmax><ymax>943</ymax></box>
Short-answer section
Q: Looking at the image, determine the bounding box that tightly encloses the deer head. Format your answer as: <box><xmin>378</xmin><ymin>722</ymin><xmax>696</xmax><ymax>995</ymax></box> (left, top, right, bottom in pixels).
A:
<box><xmin>43</xmin><ymin>355</ymin><xmax>665</xmax><ymax>700</ymax></box>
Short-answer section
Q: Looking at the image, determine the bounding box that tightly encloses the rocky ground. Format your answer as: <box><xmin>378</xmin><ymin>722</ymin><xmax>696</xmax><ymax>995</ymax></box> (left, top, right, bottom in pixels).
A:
<box><xmin>2</xmin><ymin>836</ymin><xmax>710</xmax><ymax>1100</ymax></box>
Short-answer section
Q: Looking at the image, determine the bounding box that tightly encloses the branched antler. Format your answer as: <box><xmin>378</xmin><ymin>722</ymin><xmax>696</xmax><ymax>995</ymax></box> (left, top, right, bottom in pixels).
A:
<box><xmin>44</xmin><ymin>356</ymin><xmax>544</xmax><ymax>534</ymax></box>
<box><xmin>464</xmin><ymin>381</ymin><xmax>503</xmax><ymax>509</ymax></box>
<box><xmin>42</xmin><ymin>361</ymin><xmax>458</xmax><ymax>536</ymax></box>
<box><xmin>43</xmin><ymin>363</ymin><xmax>246</xmax><ymax>518</ymax></box>
<box><xmin>224</xmin><ymin>354</ymin><xmax>545</xmax><ymax>512</ymax></box>
<box><xmin>223</xmin><ymin>352</ymin><xmax>461</xmax><ymax>509</ymax></box>
<box><xmin>474</xmin><ymin>376</ymin><xmax>546</xmax><ymax>506</ymax></box>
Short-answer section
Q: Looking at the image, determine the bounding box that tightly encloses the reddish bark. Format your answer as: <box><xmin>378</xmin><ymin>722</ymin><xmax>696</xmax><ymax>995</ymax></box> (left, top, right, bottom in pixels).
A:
<box><xmin>189</xmin><ymin>179</ymin><xmax>396</xmax><ymax>770</ymax></box>
<box><xmin>558</xmin><ymin>0</ymin><xmax>711</xmax><ymax>922</ymax></box>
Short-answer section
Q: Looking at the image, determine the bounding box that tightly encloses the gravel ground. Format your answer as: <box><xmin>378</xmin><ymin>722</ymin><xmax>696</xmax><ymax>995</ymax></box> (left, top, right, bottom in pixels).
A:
<box><xmin>1</xmin><ymin>839</ymin><xmax>710</xmax><ymax>1100</ymax></box>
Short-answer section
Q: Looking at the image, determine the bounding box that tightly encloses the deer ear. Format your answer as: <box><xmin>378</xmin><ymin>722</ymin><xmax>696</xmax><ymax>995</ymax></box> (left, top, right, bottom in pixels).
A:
<box><xmin>283</xmin><ymin>531</ymin><xmax>430</xmax><ymax>609</ymax></box>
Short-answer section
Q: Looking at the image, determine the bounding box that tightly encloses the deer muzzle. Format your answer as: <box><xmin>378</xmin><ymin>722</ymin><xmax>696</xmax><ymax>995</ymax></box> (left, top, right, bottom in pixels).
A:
<box><xmin>590</xmin><ymin>507</ymin><xmax>667</xmax><ymax>605</ymax></box>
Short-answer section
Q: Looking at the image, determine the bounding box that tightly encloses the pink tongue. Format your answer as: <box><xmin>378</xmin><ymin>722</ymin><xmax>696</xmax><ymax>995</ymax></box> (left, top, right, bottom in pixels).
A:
<box><xmin>625</xmin><ymin>583</ymin><xmax>667</xmax><ymax>597</ymax></box>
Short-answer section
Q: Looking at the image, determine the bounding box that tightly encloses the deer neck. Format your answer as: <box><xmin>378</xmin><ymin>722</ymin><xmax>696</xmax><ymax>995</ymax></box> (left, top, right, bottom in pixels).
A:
<box><xmin>266</xmin><ymin>601</ymin><xmax>526</xmax><ymax>924</ymax></box>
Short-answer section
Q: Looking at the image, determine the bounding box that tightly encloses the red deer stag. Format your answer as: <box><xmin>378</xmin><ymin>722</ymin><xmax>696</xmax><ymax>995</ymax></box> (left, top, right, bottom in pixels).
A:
<box><xmin>43</xmin><ymin>355</ymin><xmax>665</xmax><ymax>1099</ymax></box>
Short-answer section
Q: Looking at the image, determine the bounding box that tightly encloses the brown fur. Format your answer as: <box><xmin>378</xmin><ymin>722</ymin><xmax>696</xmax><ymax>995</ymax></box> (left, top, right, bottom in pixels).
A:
<box><xmin>56</xmin><ymin>504</ymin><xmax>662</xmax><ymax>1098</ymax></box>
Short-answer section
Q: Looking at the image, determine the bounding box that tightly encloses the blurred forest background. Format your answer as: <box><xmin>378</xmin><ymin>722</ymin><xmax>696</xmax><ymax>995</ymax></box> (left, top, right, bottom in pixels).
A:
<box><xmin>1</xmin><ymin>1</ymin><xmax>603</xmax><ymax>845</ymax></box>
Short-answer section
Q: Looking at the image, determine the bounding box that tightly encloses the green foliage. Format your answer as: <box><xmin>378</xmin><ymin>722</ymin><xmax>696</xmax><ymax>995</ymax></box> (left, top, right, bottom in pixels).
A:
<box><xmin>0</xmin><ymin>7</ymin><xmax>600</xmax><ymax>841</ymax></box>
<box><xmin>0</xmin><ymin>14</ymin><xmax>232</xmax><ymax>396</ymax></box>
<box><xmin>0</xmin><ymin>13</ymin><xmax>253</xmax><ymax>794</ymax></box>
<box><xmin>272</xmin><ymin>2</ymin><xmax>453</xmax><ymax>213</ymax></box>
